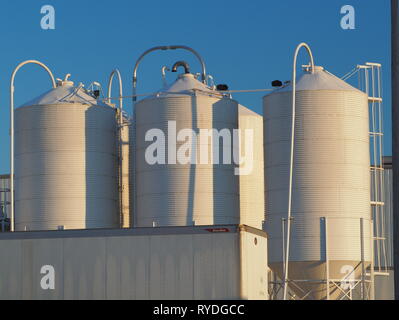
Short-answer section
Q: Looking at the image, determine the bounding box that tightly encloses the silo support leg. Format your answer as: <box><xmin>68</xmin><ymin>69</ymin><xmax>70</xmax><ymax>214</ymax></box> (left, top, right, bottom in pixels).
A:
<box><xmin>323</xmin><ymin>217</ymin><xmax>330</xmax><ymax>300</ymax></box>
<box><xmin>360</xmin><ymin>218</ymin><xmax>366</xmax><ymax>300</ymax></box>
<box><xmin>370</xmin><ymin>220</ymin><xmax>375</xmax><ymax>300</ymax></box>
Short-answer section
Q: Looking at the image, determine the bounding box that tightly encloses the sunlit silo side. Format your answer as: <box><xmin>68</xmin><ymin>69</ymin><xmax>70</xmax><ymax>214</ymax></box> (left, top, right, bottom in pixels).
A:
<box><xmin>15</xmin><ymin>78</ymin><xmax>119</xmax><ymax>231</ymax></box>
<box><xmin>129</xmin><ymin>121</ymin><xmax>135</xmax><ymax>226</ymax></box>
<box><xmin>238</xmin><ymin>105</ymin><xmax>265</xmax><ymax>229</ymax></box>
<box><xmin>263</xmin><ymin>66</ymin><xmax>372</xmax><ymax>299</ymax></box>
<box><xmin>119</xmin><ymin>113</ymin><xmax>130</xmax><ymax>228</ymax></box>
<box><xmin>132</xmin><ymin>72</ymin><xmax>240</xmax><ymax>227</ymax></box>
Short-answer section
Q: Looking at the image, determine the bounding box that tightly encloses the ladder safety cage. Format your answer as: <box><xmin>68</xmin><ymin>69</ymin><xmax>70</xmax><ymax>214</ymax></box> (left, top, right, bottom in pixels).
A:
<box><xmin>344</xmin><ymin>63</ymin><xmax>389</xmax><ymax>277</ymax></box>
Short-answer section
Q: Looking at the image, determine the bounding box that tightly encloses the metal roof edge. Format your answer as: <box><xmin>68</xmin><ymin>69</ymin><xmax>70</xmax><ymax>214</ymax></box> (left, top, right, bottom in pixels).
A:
<box><xmin>0</xmin><ymin>224</ymin><xmax>267</xmax><ymax>240</ymax></box>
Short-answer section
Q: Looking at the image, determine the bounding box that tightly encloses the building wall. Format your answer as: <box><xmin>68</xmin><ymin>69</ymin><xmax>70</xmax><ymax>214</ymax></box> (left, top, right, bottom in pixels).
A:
<box><xmin>240</xmin><ymin>229</ymin><xmax>268</xmax><ymax>299</ymax></box>
<box><xmin>0</xmin><ymin>225</ymin><xmax>268</xmax><ymax>300</ymax></box>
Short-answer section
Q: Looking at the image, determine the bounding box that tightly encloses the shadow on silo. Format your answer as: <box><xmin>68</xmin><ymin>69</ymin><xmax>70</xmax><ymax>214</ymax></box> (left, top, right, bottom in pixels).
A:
<box><xmin>85</xmin><ymin>106</ymin><xmax>119</xmax><ymax>229</ymax></box>
<box><xmin>186</xmin><ymin>96</ymin><xmax>199</xmax><ymax>226</ymax></box>
<box><xmin>212</xmin><ymin>99</ymin><xmax>240</xmax><ymax>225</ymax></box>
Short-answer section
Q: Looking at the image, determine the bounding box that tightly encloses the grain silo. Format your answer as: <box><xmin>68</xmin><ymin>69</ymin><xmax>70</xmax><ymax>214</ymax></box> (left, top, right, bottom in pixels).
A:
<box><xmin>131</xmin><ymin>53</ymin><xmax>240</xmax><ymax>227</ymax></box>
<box><xmin>15</xmin><ymin>76</ymin><xmax>119</xmax><ymax>231</ymax></box>
<box><xmin>238</xmin><ymin>105</ymin><xmax>265</xmax><ymax>230</ymax></box>
<box><xmin>264</xmin><ymin>65</ymin><xmax>372</xmax><ymax>299</ymax></box>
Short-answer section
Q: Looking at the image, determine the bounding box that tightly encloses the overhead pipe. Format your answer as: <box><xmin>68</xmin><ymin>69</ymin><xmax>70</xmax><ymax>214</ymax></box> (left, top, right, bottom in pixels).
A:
<box><xmin>10</xmin><ymin>60</ymin><xmax>56</xmax><ymax>232</ymax></box>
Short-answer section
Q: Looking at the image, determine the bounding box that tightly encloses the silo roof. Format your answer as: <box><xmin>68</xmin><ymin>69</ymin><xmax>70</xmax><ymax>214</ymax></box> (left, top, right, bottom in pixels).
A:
<box><xmin>146</xmin><ymin>73</ymin><xmax>223</xmax><ymax>98</ymax></box>
<box><xmin>20</xmin><ymin>81</ymin><xmax>110</xmax><ymax>108</ymax></box>
<box><xmin>270</xmin><ymin>66</ymin><xmax>365</xmax><ymax>94</ymax></box>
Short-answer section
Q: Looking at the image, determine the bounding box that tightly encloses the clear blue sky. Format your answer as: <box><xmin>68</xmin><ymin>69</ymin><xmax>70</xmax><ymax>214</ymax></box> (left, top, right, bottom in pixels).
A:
<box><xmin>0</xmin><ymin>0</ymin><xmax>392</xmax><ymax>173</ymax></box>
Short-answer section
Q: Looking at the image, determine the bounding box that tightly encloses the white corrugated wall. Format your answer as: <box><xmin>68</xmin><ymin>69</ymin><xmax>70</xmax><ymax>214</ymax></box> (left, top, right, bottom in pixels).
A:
<box><xmin>238</xmin><ymin>105</ymin><xmax>265</xmax><ymax>230</ymax></box>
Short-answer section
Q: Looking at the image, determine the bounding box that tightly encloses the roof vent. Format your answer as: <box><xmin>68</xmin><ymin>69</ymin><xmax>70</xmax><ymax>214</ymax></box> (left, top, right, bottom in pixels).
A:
<box><xmin>272</xmin><ymin>80</ymin><xmax>283</xmax><ymax>87</ymax></box>
<box><xmin>56</xmin><ymin>74</ymin><xmax>74</xmax><ymax>87</ymax></box>
<box><xmin>216</xmin><ymin>84</ymin><xmax>229</xmax><ymax>91</ymax></box>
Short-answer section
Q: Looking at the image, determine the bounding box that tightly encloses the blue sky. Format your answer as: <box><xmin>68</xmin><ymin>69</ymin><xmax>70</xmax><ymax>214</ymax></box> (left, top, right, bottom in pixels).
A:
<box><xmin>0</xmin><ymin>0</ymin><xmax>392</xmax><ymax>173</ymax></box>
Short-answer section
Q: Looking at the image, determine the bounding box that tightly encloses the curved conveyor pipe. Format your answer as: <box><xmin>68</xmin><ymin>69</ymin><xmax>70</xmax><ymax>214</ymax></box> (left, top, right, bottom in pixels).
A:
<box><xmin>132</xmin><ymin>45</ymin><xmax>207</xmax><ymax>102</ymax></box>
<box><xmin>10</xmin><ymin>60</ymin><xmax>56</xmax><ymax>232</ymax></box>
<box><xmin>107</xmin><ymin>69</ymin><xmax>125</xmax><ymax>227</ymax></box>
<box><xmin>107</xmin><ymin>69</ymin><xmax>123</xmax><ymax>111</ymax></box>
<box><xmin>171</xmin><ymin>61</ymin><xmax>191</xmax><ymax>74</ymax></box>
<box><xmin>283</xmin><ymin>43</ymin><xmax>315</xmax><ymax>300</ymax></box>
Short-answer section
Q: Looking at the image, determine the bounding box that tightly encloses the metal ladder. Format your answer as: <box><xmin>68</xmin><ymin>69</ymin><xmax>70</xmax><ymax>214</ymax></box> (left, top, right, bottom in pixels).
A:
<box><xmin>357</xmin><ymin>63</ymin><xmax>389</xmax><ymax>277</ymax></box>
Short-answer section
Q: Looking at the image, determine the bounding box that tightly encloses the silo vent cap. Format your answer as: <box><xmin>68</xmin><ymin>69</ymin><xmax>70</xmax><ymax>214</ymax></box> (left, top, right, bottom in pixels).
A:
<box><xmin>302</xmin><ymin>65</ymin><xmax>324</xmax><ymax>73</ymax></box>
<box><xmin>56</xmin><ymin>74</ymin><xmax>74</xmax><ymax>87</ymax></box>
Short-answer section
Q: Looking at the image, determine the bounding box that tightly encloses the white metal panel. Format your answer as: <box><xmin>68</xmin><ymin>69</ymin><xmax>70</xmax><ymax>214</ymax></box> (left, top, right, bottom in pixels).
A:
<box><xmin>132</xmin><ymin>236</ymin><xmax>151</xmax><ymax>299</ymax></box>
<box><xmin>105</xmin><ymin>235</ymin><xmax>151</xmax><ymax>299</ymax></box>
<box><xmin>0</xmin><ymin>226</ymin><xmax>267</xmax><ymax>300</ymax></box>
<box><xmin>240</xmin><ymin>230</ymin><xmax>268</xmax><ymax>300</ymax></box>
<box><xmin>63</xmin><ymin>237</ymin><xmax>107</xmax><ymax>299</ymax></box>
<box><xmin>212</xmin><ymin>233</ymin><xmax>239</xmax><ymax>299</ymax></box>
<box><xmin>0</xmin><ymin>240</ymin><xmax>22</xmax><ymax>299</ymax></box>
<box><xmin>21</xmin><ymin>239</ymin><xmax>64</xmax><ymax>300</ymax></box>
<box><xmin>193</xmin><ymin>233</ymin><xmax>240</xmax><ymax>299</ymax></box>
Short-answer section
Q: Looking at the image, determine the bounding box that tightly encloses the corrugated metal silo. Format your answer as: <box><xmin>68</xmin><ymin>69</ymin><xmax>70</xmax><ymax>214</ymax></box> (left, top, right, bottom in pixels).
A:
<box><xmin>238</xmin><ymin>105</ymin><xmax>265</xmax><ymax>229</ymax></box>
<box><xmin>15</xmin><ymin>78</ymin><xmax>119</xmax><ymax>231</ymax></box>
<box><xmin>132</xmin><ymin>72</ymin><xmax>240</xmax><ymax>227</ymax></box>
<box><xmin>263</xmin><ymin>66</ymin><xmax>372</xmax><ymax>299</ymax></box>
